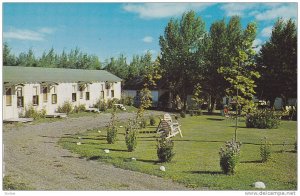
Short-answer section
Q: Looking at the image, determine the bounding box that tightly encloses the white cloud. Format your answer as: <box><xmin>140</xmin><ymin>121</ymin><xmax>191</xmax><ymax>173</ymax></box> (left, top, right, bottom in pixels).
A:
<box><xmin>253</xmin><ymin>38</ymin><xmax>262</xmax><ymax>46</ymax></box>
<box><xmin>220</xmin><ymin>3</ymin><xmax>258</xmax><ymax>17</ymax></box>
<box><xmin>252</xmin><ymin>39</ymin><xmax>263</xmax><ymax>53</ymax></box>
<box><xmin>38</xmin><ymin>27</ymin><xmax>56</xmax><ymax>34</ymax></box>
<box><xmin>123</xmin><ymin>3</ymin><xmax>214</xmax><ymax>19</ymax></box>
<box><xmin>255</xmin><ymin>4</ymin><xmax>297</xmax><ymax>21</ymax></box>
<box><xmin>261</xmin><ymin>26</ymin><xmax>273</xmax><ymax>37</ymax></box>
<box><xmin>142</xmin><ymin>36</ymin><xmax>153</xmax><ymax>43</ymax></box>
<box><xmin>4</xmin><ymin>27</ymin><xmax>55</xmax><ymax>41</ymax></box>
<box><xmin>4</xmin><ymin>29</ymin><xmax>44</xmax><ymax>41</ymax></box>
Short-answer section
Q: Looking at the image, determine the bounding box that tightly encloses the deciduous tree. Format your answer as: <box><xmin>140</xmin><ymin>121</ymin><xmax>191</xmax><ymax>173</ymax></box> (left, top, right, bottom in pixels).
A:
<box><xmin>257</xmin><ymin>18</ymin><xmax>297</xmax><ymax>107</ymax></box>
<box><xmin>159</xmin><ymin>11</ymin><xmax>206</xmax><ymax>111</ymax></box>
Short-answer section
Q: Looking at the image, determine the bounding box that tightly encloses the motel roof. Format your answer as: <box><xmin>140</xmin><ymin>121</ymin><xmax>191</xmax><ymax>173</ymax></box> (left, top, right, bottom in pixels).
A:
<box><xmin>3</xmin><ymin>66</ymin><xmax>122</xmax><ymax>84</ymax></box>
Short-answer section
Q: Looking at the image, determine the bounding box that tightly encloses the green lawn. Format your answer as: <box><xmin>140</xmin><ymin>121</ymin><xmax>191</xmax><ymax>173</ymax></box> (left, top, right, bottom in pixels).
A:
<box><xmin>59</xmin><ymin>114</ymin><xmax>297</xmax><ymax>190</ymax></box>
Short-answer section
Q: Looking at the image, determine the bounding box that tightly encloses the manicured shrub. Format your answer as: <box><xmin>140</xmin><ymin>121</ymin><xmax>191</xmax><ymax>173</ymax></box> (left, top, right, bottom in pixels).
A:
<box><xmin>180</xmin><ymin>111</ymin><xmax>186</xmax><ymax>118</ymax></box>
<box><xmin>149</xmin><ymin>115</ymin><xmax>156</xmax><ymax>126</ymax></box>
<box><xmin>219</xmin><ymin>140</ymin><xmax>241</xmax><ymax>175</ymax></box>
<box><xmin>107</xmin><ymin>126</ymin><xmax>118</xmax><ymax>144</ymax></box>
<box><xmin>125</xmin><ymin>121</ymin><xmax>138</xmax><ymax>152</ymax></box>
<box><xmin>246</xmin><ymin>109</ymin><xmax>280</xmax><ymax>129</ymax></box>
<box><xmin>260</xmin><ymin>137</ymin><xmax>272</xmax><ymax>162</ymax></box>
<box><xmin>106</xmin><ymin>106</ymin><xmax>118</xmax><ymax>144</ymax></box>
<box><xmin>157</xmin><ymin>138</ymin><xmax>175</xmax><ymax>162</ymax></box>
<box><xmin>57</xmin><ymin>101</ymin><xmax>73</xmax><ymax>114</ymax></box>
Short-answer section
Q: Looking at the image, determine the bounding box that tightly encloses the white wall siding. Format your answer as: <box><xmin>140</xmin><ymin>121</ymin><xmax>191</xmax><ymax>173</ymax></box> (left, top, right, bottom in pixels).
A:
<box><xmin>3</xmin><ymin>81</ymin><xmax>122</xmax><ymax>120</ymax></box>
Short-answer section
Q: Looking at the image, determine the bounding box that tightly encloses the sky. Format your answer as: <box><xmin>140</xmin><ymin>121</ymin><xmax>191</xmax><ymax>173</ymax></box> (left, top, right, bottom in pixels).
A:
<box><xmin>3</xmin><ymin>2</ymin><xmax>298</xmax><ymax>62</ymax></box>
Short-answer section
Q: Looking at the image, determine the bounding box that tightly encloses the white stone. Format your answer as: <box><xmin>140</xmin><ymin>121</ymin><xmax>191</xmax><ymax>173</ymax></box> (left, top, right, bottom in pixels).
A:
<box><xmin>160</xmin><ymin>166</ymin><xmax>166</xmax><ymax>172</ymax></box>
<box><xmin>98</xmin><ymin>131</ymin><xmax>101</xmax><ymax>133</ymax></box>
<box><xmin>253</xmin><ymin>182</ymin><xmax>266</xmax><ymax>189</ymax></box>
<box><xmin>104</xmin><ymin>149</ymin><xmax>110</xmax><ymax>153</ymax></box>
<box><xmin>119</xmin><ymin>126</ymin><xmax>124</xmax><ymax>128</ymax></box>
<box><xmin>131</xmin><ymin>157</ymin><xmax>136</xmax><ymax>161</ymax></box>
<box><xmin>76</xmin><ymin>142</ymin><xmax>81</xmax><ymax>145</ymax></box>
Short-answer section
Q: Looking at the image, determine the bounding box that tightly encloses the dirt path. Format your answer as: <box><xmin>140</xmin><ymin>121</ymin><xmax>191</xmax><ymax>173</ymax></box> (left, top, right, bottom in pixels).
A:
<box><xmin>3</xmin><ymin>112</ymin><xmax>190</xmax><ymax>190</ymax></box>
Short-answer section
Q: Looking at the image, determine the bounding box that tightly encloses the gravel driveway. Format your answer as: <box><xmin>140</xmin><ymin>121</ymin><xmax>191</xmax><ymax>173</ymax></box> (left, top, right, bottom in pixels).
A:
<box><xmin>3</xmin><ymin>112</ymin><xmax>190</xmax><ymax>190</ymax></box>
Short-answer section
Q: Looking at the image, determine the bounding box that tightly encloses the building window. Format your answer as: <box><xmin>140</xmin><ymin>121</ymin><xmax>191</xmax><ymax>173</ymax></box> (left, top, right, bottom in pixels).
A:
<box><xmin>101</xmin><ymin>91</ymin><xmax>104</xmax><ymax>99</ymax></box>
<box><xmin>79</xmin><ymin>86</ymin><xmax>84</xmax><ymax>99</ymax></box>
<box><xmin>86</xmin><ymin>92</ymin><xmax>90</xmax><ymax>100</ymax></box>
<box><xmin>5</xmin><ymin>88</ymin><xmax>12</xmax><ymax>106</ymax></box>
<box><xmin>33</xmin><ymin>86</ymin><xmax>39</xmax><ymax>106</ymax></box>
<box><xmin>43</xmin><ymin>86</ymin><xmax>48</xmax><ymax>102</ymax></box>
<box><xmin>33</xmin><ymin>95</ymin><xmax>39</xmax><ymax>106</ymax></box>
<box><xmin>52</xmin><ymin>94</ymin><xmax>57</xmax><ymax>104</ymax></box>
<box><xmin>72</xmin><ymin>93</ymin><xmax>77</xmax><ymax>102</ymax></box>
<box><xmin>101</xmin><ymin>84</ymin><xmax>104</xmax><ymax>91</ymax></box>
<box><xmin>111</xmin><ymin>90</ymin><xmax>114</xmax><ymax>98</ymax></box>
<box><xmin>17</xmin><ymin>87</ymin><xmax>24</xmax><ymax>107</ymax></box>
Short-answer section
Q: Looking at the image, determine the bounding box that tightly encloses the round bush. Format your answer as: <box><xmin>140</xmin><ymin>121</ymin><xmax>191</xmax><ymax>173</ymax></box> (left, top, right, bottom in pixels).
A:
<box><xmin>107</xmin><ymin>126</ymin><xmax>118</xmax><ymax>144</ymax></box>
<box><xmin>246</xmin><ymin>109</ymin><xmax>280</xmax><ymax>129</ymax></box>
<box><xmin>219</xmin><ymin>140</ymin><xmax>241</xmax><ymax>175</ymax></box>
<box><xmin>149</xmin><ymin>116</ymin><xmax>156</xmax><ymax>126</ymax></box>
<box><xmin>180</xmin><ymin>111</ymin><xmax>186</xmax><ymax>118</ymax></box>
<box><xmin>125</xmin><ymin>127</ymin><xmax>137</xmax><ymax>152</ymax></box>
<box><xmin>157</xmin><ymin>138</ymin><xmax>175</xmax><ymax>162</ymax></box>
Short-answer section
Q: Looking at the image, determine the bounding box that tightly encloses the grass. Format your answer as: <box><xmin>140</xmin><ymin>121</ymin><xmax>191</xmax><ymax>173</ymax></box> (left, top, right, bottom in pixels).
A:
<box><xmin>3</xmin><ymin>175</ymin><xmax>34</xmax><ymax>190</ymax></box>
<box><xmin>59</xmin><ymin>114</ymin><xmax>297</xmax><ymax>190</ymax></box>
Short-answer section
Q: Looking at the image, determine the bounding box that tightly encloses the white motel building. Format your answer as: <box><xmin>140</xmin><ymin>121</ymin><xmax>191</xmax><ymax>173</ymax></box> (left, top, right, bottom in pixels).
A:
<box><xmin>3</xmin><ymin>66</ymin><xmax>122</xmax><ymax>120</ymax></box>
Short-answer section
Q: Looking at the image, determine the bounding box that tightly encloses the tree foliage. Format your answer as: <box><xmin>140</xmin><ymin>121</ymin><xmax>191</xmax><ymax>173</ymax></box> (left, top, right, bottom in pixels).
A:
<box><xmin>159</xmin><ymin>10</ymin><xmax>207</xmax><ymax>111</ymax></box>
<box><xmin>3</xmin><ymin>43</ymin><xmax>17</xmax><ymax>66</ymax></box>
<box><xmin>136</xmin><ymin>55</ymin><xmax>162</xmax><ymax>119</ymax></box>
<box><xmin>256</xmin><ymin>18</ymin><xmax>297</xmax><ymax>106</ymax></box>
<box><xmin>218</xmin><ymin>17</ymin><xmax>260</xmax><ymax>111</ymax></box>
<box><xmin>204</xmin><ymin>19</ymin><xmax>229</xmax><ymax>112</ymax></box>
<box><xmin>3</xmin><ymin>46</ymin><xmax>102</xmax><ymax>70</ymax></box>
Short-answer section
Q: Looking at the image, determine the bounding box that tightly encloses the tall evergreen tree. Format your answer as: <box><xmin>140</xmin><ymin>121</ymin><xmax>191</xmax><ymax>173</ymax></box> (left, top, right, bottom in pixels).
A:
<box><xmin>3</xmin><ymin>43</ymin><xmax>16</xmax><ymax>66</ymax></box>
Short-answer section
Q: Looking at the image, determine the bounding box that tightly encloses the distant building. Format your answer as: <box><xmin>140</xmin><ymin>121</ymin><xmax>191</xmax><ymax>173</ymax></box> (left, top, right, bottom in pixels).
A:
<box><xmin>3</xmin><ymin>66</ymin><xmax>122</xmax><ymax>120</ymax></box>
<box><xmin>122</xmin><ymin>77</ymin><xmax>169</xmax><ymax>108</ymax></box>
<box><xmin>222</xmin><ymin>96</ymin><xmax>297</xmax><ymax>110</ymax></box>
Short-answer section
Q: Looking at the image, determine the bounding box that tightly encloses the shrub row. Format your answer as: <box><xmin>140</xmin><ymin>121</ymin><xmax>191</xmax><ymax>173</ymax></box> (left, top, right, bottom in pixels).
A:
<box><xmin>57</xmin><ymin>101</ymin><xmax>86</xmax><ymax>114</ymax></box>
<box><xmin>24</xmin><ymin>105</ymin><xmax>46</xmax><ymax>119</ymax></box>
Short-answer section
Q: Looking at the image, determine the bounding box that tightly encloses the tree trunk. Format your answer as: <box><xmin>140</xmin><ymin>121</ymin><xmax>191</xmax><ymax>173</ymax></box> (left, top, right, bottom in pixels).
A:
<box><xmin>208</xmin><ymin>96</ymin><xmax>216</xmax><ymax>113</ymax></box>
<box><xmin>269</xmin><ymin>97</ymin><xmax>276</xmax><ymax>108</ymax></box>
<box><xmin>182</xmin><ymin>95</ymin><xmax>188</xmax><ymax>112</ymax></box>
